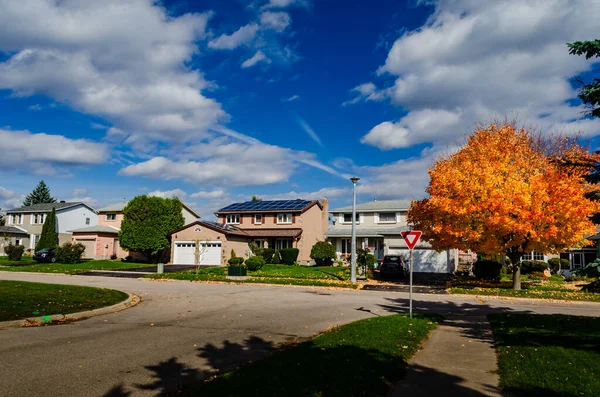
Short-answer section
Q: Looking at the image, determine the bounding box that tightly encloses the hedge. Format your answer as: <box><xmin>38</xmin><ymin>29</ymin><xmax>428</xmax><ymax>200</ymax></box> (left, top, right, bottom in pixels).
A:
<box><xmin>472</xmin><ymin>260</ymin><xmax>502</xmax><ymax>281</ymax></box>
<box><xmin>520</xmin><ymin>260</ymin><xmax>548</xmax><ymax>275</ymax></box>
<box><xmin>245</xmin><ymin>256</ymin><xmax>266</xmax><ymax>271</ymax></box>
<box><xmin>4</xmin><ymin>244</ymin><xmax>24</xmax><ymax>261</ymax></box>
<box><xmin>310</xmin><ymin>241</ymin><xmax>336</xmax><ymax>266</ymax></box>
<box><xmin>279</xmin><ymin>248</ymin><xmax>300</xmax><ymax>265</ymax></box>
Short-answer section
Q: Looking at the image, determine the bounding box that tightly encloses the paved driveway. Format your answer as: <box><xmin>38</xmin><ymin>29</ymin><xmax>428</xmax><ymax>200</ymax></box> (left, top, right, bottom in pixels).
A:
<box><xmin>1</xmin><ymin>272</ymin><xmax>599</xmax><ymax>396</ymax></box>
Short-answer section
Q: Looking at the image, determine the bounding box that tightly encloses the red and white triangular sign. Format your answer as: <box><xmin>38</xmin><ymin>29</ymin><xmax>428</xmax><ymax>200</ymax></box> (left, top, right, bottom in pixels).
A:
<box><xmin>401</xmin><ymin>231</ymin><xmax>422</xmax><ymax>250</ymax></box>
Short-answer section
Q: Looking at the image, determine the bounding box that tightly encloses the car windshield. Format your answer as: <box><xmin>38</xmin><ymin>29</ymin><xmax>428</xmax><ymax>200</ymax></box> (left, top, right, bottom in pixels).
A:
<box><xmin>37</xmin><ymin>248</ymin><xmax>50</xmax><ymax>253</ymax></box>
<box><xmin>383</xmin><ymin>256</ymin><xmax>401</xmax><ymax>263</ymax></box>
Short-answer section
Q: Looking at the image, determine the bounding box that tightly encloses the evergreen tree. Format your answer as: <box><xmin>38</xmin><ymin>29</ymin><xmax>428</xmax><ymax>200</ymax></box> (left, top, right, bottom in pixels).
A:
<box><xmin>118</xmin><ymin>196</ymin><xmax>184</xmax><ymax>263</ymax></box>
<box><xmin>23</xmin><ymin>180</ymin><xmax>56</xmax><ymax>207</ymax></box>
<box><xmin>36</xmin><ymin>208</ymin><xmax>58</xmax><ymax>251</ymax></box>
<box><xmin>0</xmin><ymin>210</ymin><xmax>5</xmax><ymax>226</ymax></box>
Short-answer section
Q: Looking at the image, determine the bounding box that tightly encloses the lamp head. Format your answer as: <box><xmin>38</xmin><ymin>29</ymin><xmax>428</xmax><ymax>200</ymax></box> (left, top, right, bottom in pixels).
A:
<box><xmin>350</xmin><ymin>177</ymin><xmax>360</xmax><ymax>184</ymax></box>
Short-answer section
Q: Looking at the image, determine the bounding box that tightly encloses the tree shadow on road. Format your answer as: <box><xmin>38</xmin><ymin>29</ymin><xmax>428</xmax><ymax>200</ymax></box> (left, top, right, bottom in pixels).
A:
<box><xmin>197</xmin><ymin>335</ymin><xmax>277</xmax><ymax>373</ymax></box>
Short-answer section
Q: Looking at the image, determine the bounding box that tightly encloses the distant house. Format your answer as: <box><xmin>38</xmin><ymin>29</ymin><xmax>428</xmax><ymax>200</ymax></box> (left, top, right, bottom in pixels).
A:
<box><xmin>169</xmin><ymin>199</ymin><xmax>329</xmax><ymax>265</ymax></box>
<box><xmin>71</xmin><ymin>201</ymin><xmax>200</xmax><ymax>260</ymax></box>
<box><xmin>326</xmin><ymin>200</ymin><xmax>459</xmax><ymax>274</ymax></box>
<box><xmin>4</xmin><ymin>202</ymin><xmax>98</xmax><ymax>252</ymax></box>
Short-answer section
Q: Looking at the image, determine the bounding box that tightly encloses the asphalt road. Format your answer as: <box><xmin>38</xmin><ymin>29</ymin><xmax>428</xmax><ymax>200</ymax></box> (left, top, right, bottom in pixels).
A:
<box><xmin>1</xmin><ymin>272</ymin><xmax>599</xmax><ymax>396</ymax></box>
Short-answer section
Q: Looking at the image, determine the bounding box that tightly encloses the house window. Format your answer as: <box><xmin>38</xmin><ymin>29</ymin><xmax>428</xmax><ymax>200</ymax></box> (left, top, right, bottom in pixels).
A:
<box><xmin>34</xmin><ymin>235</ymin><xmax>41</xmax><ymax>245</ymax></box>
<box><xmin>254</xmin><ymin>239</ymin><xmax>266</xmax><ymax>248</ymax></box>
<box><xmin>106</xmin><ymin>213</ymin><xmax>116</xmax><ymax>221</ymax></box>
<box><xmin>378</xmin><ymin>212</ymin><xmax>396</xmax><ymax>223</ymax></box>
<box><xmin>277</xmin><ymin>213</ymin><xmax>292</xmax><ymax>224</ymax></box>
<box><xmin>342</xmin><ymin>213</ymin><xmax>359</xmax><ymax>224</ymax></box>
<box><xmin>32</xmin><ymin>214</ymin><xmax>38</xmax><ymax>224</ymax></box>
<box><xmin>86</xmin><ymin>218</ymin><xmax>90</xmax><ymax>225</ymax></box>
<box><xmin>254</xmin><ymin>214</ymin><xmax>263</xmax><ymax>224</ymax></box>
<box><xmin>13</xmin><ymin>214</ymin><xmax>23</xmax><ymax>224</ymax></box>
<box><xmin>341</xmin><ymin>238</ymin><xmax>352</xmax><ymax>255</ymax></box>
<box><xmin>15</xmin><ymin>239</ymin><xmax>21</xmax><ymax>246</ymax></box>
<box><xmin>276</xmin><ymin>239</ymin><xmax>293</xmax><ymax>249</ymax></box>
<box><xmin>226</xmin><ymin>214</ymin><xmax>240</xmax><ymax>224</ymax></box>
<box><xmin>521</xmin><ymin>251</ymin><xmax>544</xmax><ymax>261</ymax></box>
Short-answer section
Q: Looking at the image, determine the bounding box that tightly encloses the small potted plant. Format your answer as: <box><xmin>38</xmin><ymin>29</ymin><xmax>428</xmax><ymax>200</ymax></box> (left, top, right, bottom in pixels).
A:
<box><xmin>227</xmin><ymin>250</ymin><xmax>247</xmax><ymax>276</ymax></box>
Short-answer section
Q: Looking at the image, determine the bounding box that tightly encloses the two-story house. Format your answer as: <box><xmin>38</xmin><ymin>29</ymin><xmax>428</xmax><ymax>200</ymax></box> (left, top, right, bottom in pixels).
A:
<box><xmin>4</xmin><ymin>202</ymin><xmax>98</xmax><ymax>252</ymax></box>
<box><xmin>71</xmin><ymin>201</ymin><xmax>200</xmax><ymax>259</ymax></box>
<box><xmin>326</xmin><ymin>200</ymin><xmax>458</xmax><ymax>274</ymax></box>
<box><xmin>169</xmin><ymin>199</ymin><xmax>329</xmax><ymax>265</ymax></box>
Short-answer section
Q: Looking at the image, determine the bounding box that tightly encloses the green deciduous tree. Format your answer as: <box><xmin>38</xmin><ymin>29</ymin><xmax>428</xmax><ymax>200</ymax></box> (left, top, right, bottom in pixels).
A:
<box><xmin>36</xmin><ymin>208</ymin><xmax>58</xmax><ymax>251</ymax></box>
<box><xmin>568</xmin><ymin>39</ymin><xmax>600</xmax><ymax>118</ymax></box>
<box><xmin>118</xmin><ymin>196</ymin><xmax>184</xmax><ymax>263</ymax></box>
<box><xmin>23</xmin><ymin>180</ymin><xmax>56</xmax><ymax>206</ymax></box>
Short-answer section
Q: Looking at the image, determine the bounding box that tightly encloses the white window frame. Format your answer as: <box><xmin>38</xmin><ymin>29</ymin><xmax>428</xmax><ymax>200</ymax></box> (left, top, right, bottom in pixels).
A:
<box><xmin>254</xmin><ymin>239</ymin><xmax>266</xmax><ymax>249</ymax></box>
<box><xmin>276</xmin><ymin>213</ymin><xmax>292</xmax><ymax>224</ymax></box>
<box><xmin>17</xmin><ymin>214</ymin><xmax>23</xmax><ymax>224</ymax></box>
<box><xmin>341</xmin><ymin>213</ymin><xmax>359</xmax><ymax>224</ymax></box>
<box><xmin>106</xmin><ymin>213</ymin><xmax>117</xmax><ymax>221</ymax></box>
<box><xmin>85</xmin><ymin>218</ymin><xmax>90</xmax><ymax>225</ymax></box>
<box><xmin>341</xmin><ymin>238</ymin><xmax>352</xmax><ymax>255</ymax></box>
<box><xmin>254</xmin><ymin>214</ymin><xmax>263</xmax><ymax>224</ymax></box>
<box><xmin>226</xmin><ymin>214</ymin><xmax>240</xmax><ymax>224</ymax></box>
<box><xmin>377</xmin><ymin>212</ymin><xmax>396</xmax><ymax>224</ymax></box>
<box><xmin>521</xmin><ymin>251</ymin><xmax>544</xmax><ymax>262</ymax></box>
<box><xmin>275</xmin><ymin>238</ymin><xmax>293</xmax><ymax>249</ymax></box>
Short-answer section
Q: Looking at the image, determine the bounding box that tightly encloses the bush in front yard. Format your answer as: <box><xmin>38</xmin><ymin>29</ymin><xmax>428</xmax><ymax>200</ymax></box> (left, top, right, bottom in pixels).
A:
<box><xmin>272</xmin><ymin>250</ymin><xmax>281</xmax><ymax>264</ymax></box>
<box><xmin>4</xmin><ymin>244</ymin><xmax>25</xmax><ymax>261</ymax></box>
<box><xmin>548</xmin><ymin>258</ymin><xmax>571</xmax><ymax>273</ymax></box>
<box><xmin>227</xmin><ymin>257</ymin><xmax>244</xmax><ymax>266</ymax></box>
<box><xmin>279</xmin><ymin>248</ymin><xmax>299</xmax><ymax>265</ymax></box>
<box><xmin>472</xmin><ymin>260</ymin><xmax>502</xmax><ymax>281</ymax></box>
<box><xmin>56</xmin><ymin>242</ymin><xmax>86</xmax><ymax>264</ymax></box>
<box><xmin>245</xmin><ymin>256</ymin><xmax>266</xmax><ymax>271</ymax></box>
<box><xmin>520</xmin><ymin>260</ymin><xmax>548</xmax><ymax>275</ymax></box>
<box><xmin>310</xmin><ymin>241</ymin><xmax>336</xmax><ymax>266</ymax></box>
<box><xmin>582</xmin><ymin>279</ymin><xmax>600</xmax><ymax>293</ymax></box>
<box><xmin>259</xmin><ymin>248</ymin><xmax>275</xmax><ymax>264</ymax></box>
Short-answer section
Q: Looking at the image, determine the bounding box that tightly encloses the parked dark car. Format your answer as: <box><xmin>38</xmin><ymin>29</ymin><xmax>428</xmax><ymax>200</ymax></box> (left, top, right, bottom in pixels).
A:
<box><xmin>33</xmin><ymin>248</ymin><xmax>57</xmax><ymax>263</ymax></box>
<box><xmin>379</xmin><ymin>255</ymin><xmax>406</xmax><ymax>278</ymax></box>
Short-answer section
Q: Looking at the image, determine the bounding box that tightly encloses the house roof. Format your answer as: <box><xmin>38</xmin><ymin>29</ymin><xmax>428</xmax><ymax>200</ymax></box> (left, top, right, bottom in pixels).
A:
<box><xmin>241</xmin><ymin>228</ymin><xmax>303</xmax><ymax>238</ymax></box>
<box><xmin>6</xmin><ymin>202</ymin><xmax>96</xmax><ymax>214</ymax></box>
<box><xmin>0</xmin><ymin>226</ymin><xmax>28</xmax><ymax>235</ymax></box>
<box><xmin>69</xmin><ymin>225</ymin><xmax>120</xmax><ymax>234</ymax></box>
<box><xmin>329</xmin><ymin>200</ymin><xmax>412</xmax><ymax>213</ymax></box>
<box><xmin>99</xmin><ymin>200</ymin><xmax>201</xmax><ymax>218</ymax></box>
<box><xmin>325</xmin><ymin>225</ymin><xmax>409</xmax><ymax>238</ymax></box>
<box><xmin>169</xmin><ymin>220</ymin><xmax>248</xmax><ymax>236</ymax></box>
<box><xmin>216</xmin><ymin>199</ymin><xmax>321</xmax><ymax>214</ymax></box>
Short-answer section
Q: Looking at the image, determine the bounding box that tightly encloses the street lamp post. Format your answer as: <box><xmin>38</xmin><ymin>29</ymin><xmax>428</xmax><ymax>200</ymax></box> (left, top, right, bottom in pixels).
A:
<box><xmin>350</xmin><ymin>177</ymin><xmax>360</xmax><ymax>283</ymax></box>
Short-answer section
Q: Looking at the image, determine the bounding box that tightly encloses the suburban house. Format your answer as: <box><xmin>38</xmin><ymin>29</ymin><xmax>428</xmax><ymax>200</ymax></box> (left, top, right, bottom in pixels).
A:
<box><xmin>325</xmin><ymin>200</ymin><xmax>459</xmax><ymax>274</ymax></box>
<box><xmin>0</xmin><ymin>226</ymin><xmax>30</xmax><ymax>255</ymax></box>
<box><xmin>169</xmin><ymin>199</ymin><xmax>329</xmax><ymax>265</ymax></box>
<box><xmin>71</xmin><ymin>201</ymin><xmax>200</xmax><ymax>259</ymax></box>
<box><xmin>4</xmin><ymin>202</ymin><xmax>98</xmax><ymax>252</ymax></box>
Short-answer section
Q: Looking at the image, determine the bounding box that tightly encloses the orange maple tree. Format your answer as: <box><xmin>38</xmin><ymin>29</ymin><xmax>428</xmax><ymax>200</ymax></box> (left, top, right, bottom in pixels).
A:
<box><xmin>408</xmin><ymin>123</ymin><xmax>600</xmax><ymax>290</ymax></box>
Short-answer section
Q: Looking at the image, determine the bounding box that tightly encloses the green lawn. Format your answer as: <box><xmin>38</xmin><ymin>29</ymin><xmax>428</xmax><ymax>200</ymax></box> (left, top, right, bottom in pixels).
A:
<box><xmin>149</xmin><ymin>264</ymin><xmax>358</xmax><ymax>288</ymax></box>
<box><xmin>448</xmin><ymin>278</ymin><xmax>600</xmax><ymax>302</ymax></box>
<box><xmin>0</xmin><ymin>280</ymin><xmax>128</xmax><ymax>321</ymax></box>
<box><xmin>184</xmin><ymin>314</ymin><xmax>440</xmax><ymax>396</ymax></box>
<box><xmin>489</xmin><ymin>314</ymin><xmax>600</xmax><ymax>397</ymax></box>
<box><xmin>0</xmin><ymin>255</ymin><xmax>36</xmax><ymax>266</ymax></box>
<box><xmin>0</xmin><ymin>260</ymin><xmax>151</xmax><ymax>274</ymax></box>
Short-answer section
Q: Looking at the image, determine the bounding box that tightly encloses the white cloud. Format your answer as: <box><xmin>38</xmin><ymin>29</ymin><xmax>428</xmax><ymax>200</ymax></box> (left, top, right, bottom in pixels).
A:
<box><xmin>359</xmin><ymin>0</ymin><xmax>600</xmax><ymax>150</ymax></box>
<box><xmin>260</xmin><ymin>11</ymin><xmax>291</xmax><ymax>32</ymax></box>
<box><xmin>71</xmin><ymin>188</ymin><xmax>88</xmax><ymax>197</ymax></box>
<box><xmin>190</xmin><ymin>189</ymin><xmax>228</xmax><ymax>200</ymax></box>
<box><xmin>261</xmin><ymin>187</ymin><xmax>350</xmax><ymax>201</ymax></box>
<box><xmin>283</xmin><ymin>95</ymin><xmax>300</xmax><ymax>102</ymax></box>
<box><xmin>0</xmin><ymin>187</ymin><xmax>25</xmax><ymax>210</ymax></box>
<box><xmin>342</xmin><ymin>82</ymin><xmax>388</xmax><ymax>106</ymax></box>
<box><xmin>148</xmin><ymin>188</ymin><xmax>188</xmax><ymax>199</ymax></box>
<box><xmin>208</xmin><ymin>24</ymin><xmax>260</xmax><ymax>50</ymax></box>
<box><xmin>67</xmin><ymin>196</ymin><xmax>98</xmax><ymax>208</ymax></box>
<box><xmin>0</xmin><ymin>1</ymin><xmax>225</xmax><ymax>145</ymax></box>
<box><xmin>297</xmin><ymin>117</ymin><xmax>323</xmax><ymax>147</ymax></box>
<box><xmin>28</xmin><ymin>104</ymin><xmax>42</xmax><ymax>111</ymax></box>
<box><xmin>241</xmin><ymin>50</ymin><xmax>271</xmax><ymax>68</ymax></box>
<box><xmin>0</xmin><ymin>129</ymin><xmax>108</xmax><ymax>173</ymax></box>
<box><xmin>262</xmin><ymin>0</ymin><xmax>307</xmax><ymax>9</ymax></box>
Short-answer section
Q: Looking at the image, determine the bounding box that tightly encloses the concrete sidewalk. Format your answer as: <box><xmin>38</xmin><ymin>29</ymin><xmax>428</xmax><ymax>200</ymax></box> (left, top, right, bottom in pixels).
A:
<box><xmin>391</xmin><ymin>315</ymin><xmax>501</xmax><ymax>396</ymax></box>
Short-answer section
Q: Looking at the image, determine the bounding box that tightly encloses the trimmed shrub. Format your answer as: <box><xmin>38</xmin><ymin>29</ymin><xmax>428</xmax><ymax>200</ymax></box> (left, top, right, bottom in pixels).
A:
<box><xmin>56</xmin><ymin>242</ymin><xmax>86</xmax><ymax>264</ymax></box>
<box><xmin>357</xmin><ymin>248</ymin><xmax>377</xmax><ymax>271</ymax></box>
<box><xmin>279</xmin><ymin>248</ymin><xmax>299</xmax><ymax>265</ymax></box>
<box><xmin>227</xmin><ymin>257</ymin><xmax>244</xmax><ymax>266</ymax></box>
<box><xmin>272</xmin><ymin>250</ymin><xmax>281</xmax><ymax>265</ymax></box>
<box><xmin>4</xmin><ymin>244</ymin><xmax>25</xmax><ymax>261</ymax></box>
<box><xmin>472</xmin><ymin>260</ymin><xmax>502</xmax><ymax>281</ymax></box>
<box><xmin>520</xmin><ymin>260</ymin><xmax>548</xmax><ymax>275</ymax></box>
<box><xmin>260</xmin><ymin>248</ymin><xmax>275</xmax><ymax>264</ymax></box>
<box><xmin>245</xmin><ymin>256</ymin><xmax>265</xmax><ymax>271</ymax></box>
<box><xmin>230</xmin><ymin>249</ymin><xmax>237</xmax><ymax>258</ymax></box>
<box><xmin>548</xmin><ymin>258</ymin><xmax>571</xmax><ymax>273</ymax></box>
<box><xmin>310</xmin><ymin>241</ymin><xmax>336</xmax><ymax>266</ymax></box>
<box><xmin>582</xmin><ymin>279</ymin><xmax>600</xmax><ymax>293</ymax></box>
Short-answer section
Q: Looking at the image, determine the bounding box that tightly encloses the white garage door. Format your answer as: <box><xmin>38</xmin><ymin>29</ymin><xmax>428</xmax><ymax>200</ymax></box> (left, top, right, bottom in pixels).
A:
<box><xmin>387</xmin><ymin>248</ymin><xmax>452</xmax><ymax>273</ymax></box>
<box><xmin>77</xmin><ymin>239</ymin><xmax>95</xmax><ymax>259</ymax></box>
<box><xmin>173</xmin><ymin>242</ymin><xmax>196</xmax><ymax>265</ymax></box>
<box><xmin>173</xmin><ymin>241</ymin><xmax>222</xmax><ymax>265</ymax></box>
<box><xmin>199</xmin><ymin>241</ymin><xmax>222</xmax><ymax>265</ymax></box>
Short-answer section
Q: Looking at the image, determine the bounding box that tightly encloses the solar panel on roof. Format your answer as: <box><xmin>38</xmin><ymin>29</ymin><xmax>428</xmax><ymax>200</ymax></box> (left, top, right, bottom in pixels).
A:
<box><xmin>217</xmin><ymin>199</ymin><xmax>312</xmax><ymax>212</ymax></box>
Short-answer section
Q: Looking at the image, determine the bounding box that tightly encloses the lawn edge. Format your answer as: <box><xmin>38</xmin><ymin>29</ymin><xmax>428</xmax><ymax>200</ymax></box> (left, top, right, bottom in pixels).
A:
<box><xmin>150</xmin><ymin>276</ymin><xmax>364</xmax><ymax>290</ymax></box>
<box><xmin>0</xmin><ymin>291</ymin><xmax>141</xmax><ymax>330</ymax></box>
<box><xmin>448</xmin><ymin>291</ymin><xmax>600</xmax><ymax>305</ymax></box>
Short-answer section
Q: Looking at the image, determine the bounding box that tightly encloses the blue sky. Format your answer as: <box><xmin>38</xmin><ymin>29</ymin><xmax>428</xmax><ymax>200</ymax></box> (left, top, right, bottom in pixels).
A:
<box><xmin>1</xmin><ymin>0</ymin><xmax>599</xmax><ymax>218</ymax></box>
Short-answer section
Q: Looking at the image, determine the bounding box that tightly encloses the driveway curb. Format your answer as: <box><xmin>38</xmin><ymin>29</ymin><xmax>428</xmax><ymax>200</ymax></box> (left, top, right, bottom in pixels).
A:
<box><xmin>449</xmin><ymin>292</ymin><xmax>600</xmax><ymax>305</ymax></box>
<box><xmin>0</xmin><ymin>292</ymin><xmax>141</xmax><ymax>330</ymax></box>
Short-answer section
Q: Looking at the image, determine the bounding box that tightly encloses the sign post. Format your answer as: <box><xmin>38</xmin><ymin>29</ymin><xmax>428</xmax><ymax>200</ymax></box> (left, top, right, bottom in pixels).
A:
<box><xmin>401</xmin><ymin>231</ymin><xmax>422</xmax><ymax>318</ymax></box>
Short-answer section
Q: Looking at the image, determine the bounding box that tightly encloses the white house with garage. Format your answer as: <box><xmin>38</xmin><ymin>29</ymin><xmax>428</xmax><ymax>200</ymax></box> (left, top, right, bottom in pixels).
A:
<box><xmin>326</xmin><ymin>200</ymin><xmax>458</xmax><ymax>274</ymax></box>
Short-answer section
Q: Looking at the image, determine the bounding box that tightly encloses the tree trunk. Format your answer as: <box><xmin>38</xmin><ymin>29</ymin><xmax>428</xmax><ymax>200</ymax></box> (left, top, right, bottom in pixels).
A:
<box><xmin>512</xmin><ymin>265</ymin><xmax>522</xmax><ymax>290</ymax></box>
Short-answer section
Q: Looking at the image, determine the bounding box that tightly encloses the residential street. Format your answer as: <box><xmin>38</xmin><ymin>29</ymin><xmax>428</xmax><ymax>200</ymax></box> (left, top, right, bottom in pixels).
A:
<box><xmin>1</xmin><ymin>273</ymin><xmax>599</xmax><ymax>397</ymax></box>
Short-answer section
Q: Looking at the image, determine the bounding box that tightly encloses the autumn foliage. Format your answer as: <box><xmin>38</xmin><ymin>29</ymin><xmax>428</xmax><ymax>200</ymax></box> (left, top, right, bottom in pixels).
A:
<box><xmin>408</xmin><ymin>123</ymin><xmax>600</xmax><ymax>289</ymax></box>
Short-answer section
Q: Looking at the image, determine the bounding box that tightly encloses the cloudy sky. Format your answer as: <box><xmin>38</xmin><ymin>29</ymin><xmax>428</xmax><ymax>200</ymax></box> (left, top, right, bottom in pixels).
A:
<box><xmin>1</xmin><ymin>0</ymin><xmax>599</xmax><ymax>218</ymax></box>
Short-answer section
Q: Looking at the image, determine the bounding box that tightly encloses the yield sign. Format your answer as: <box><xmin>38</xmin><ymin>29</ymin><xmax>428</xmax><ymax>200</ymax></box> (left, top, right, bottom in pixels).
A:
<box><xmin>401</xmin><ymin>231</ymin><xmax>422</xmax><ymax>250</ymax></box>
